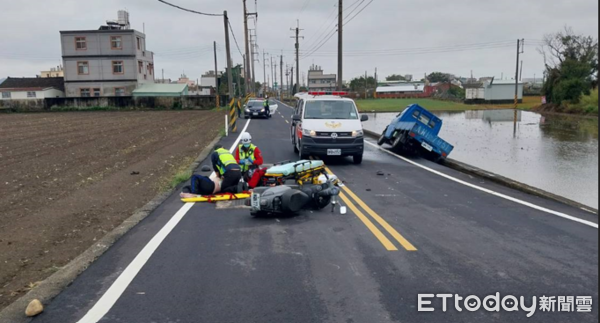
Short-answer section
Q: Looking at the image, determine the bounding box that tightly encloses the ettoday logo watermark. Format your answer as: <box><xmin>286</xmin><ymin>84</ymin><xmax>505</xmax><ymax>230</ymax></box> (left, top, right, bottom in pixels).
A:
<box><xmin>418</xmin><ymin>293</ymin><xmax>593</xmax><ymax>318</ymax></box>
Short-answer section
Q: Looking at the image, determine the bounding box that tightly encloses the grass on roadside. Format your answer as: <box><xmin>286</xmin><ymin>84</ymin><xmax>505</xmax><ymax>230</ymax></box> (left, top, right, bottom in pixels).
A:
<box><xmin>156</xmin><ymin>156</ymin><xmax>196</xmax><ymax>192</ymax></box>
<box><xmin>355</xmin><ymin>97</ymin><xmax>543</xmax><ymax>112</ymax></box>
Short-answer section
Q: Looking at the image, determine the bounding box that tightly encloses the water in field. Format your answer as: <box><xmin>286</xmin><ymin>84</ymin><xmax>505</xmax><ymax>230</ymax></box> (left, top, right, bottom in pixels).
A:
<box><xmin>363</xmin><ymin>110</ymin><xmax>599</xmax><ymax>209</ymax></box>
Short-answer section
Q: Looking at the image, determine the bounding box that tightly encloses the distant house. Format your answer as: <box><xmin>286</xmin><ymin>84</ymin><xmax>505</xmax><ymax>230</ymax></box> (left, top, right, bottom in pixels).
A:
<box><xmin>0</xmin><ymin>77</ymin><xmax>65</xmax><ymax>100</ymax></box>
<box><xmin>308</xmin><ymin>65</ymin><xmax>337</xmax><ymax>92</ymax></box>
<box><xmin>465</xmin><ymin>78</ymin><xmax>523</xmax><ymax>104</ymax></box>
<box><xmin>132</xmin><ymin>83</ymin><xmax>188</xmax><ymax>97</ymax></box>
<box><xmin>375</xmin><ymin>82</ymin><xmax>435</xmax><ymax>98</ymax></box>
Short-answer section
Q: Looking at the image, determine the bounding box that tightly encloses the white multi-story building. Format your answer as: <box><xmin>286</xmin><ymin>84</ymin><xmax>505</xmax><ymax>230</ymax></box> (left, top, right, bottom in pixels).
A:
<box><xmin>60</xmin><ymin>11</ymin><xmax>155</xmax><ymax>97</ymax></box>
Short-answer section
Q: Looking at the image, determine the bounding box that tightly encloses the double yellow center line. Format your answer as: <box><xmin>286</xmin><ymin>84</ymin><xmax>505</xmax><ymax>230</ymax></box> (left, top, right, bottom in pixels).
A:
<box><xmin>325</xmin><ymin>166</ymin><xmax>417</xmax><ymax>252</ymax></box>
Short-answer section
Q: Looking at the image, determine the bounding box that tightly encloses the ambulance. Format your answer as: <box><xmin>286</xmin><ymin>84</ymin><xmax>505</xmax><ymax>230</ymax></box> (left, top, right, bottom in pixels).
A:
<box><xmin>290</xmin><ymin>92</ymin><xmax>368</xmax><ymax>164</ymax></box>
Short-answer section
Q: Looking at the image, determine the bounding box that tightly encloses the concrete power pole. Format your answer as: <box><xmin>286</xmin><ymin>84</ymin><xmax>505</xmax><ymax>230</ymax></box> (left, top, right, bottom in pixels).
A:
<box><xmin>223</xmin><ymin>11</ymin><xmax>234</xmax><ymax>102</ymax></box>
<box><xmin>242</xmin><ymin>54</ymin><xmax>246</xmax><ymax>95</ymax></box>
<box><xmin>514</xmin><ymin>39</ymin><xmax>524</xmax><ymax>109</ymax></box>
<box><xmin>243</xmin><ymin>0</ymin><xmax>257</xmax><ymax>94</ymax></box>
<box><xmin>337</xmin><ymin>0</ymin><xmax>343</xmax><ymax>91</ymax></box>
<box><xmin>270</xmin><ymin>56</ymin><xmax>274</xmax><ymax>90</ymax></box>
<box><xmin>280</xmin><ymin>54</ymin><xmax>283</xmax><ymax>100</ymax></box>
<box><xmin>263</xmin><ymin>50</ymin><xmax>267</xmax><ymax>96</ymax></box>
<box><xmin>290</xmin><ymin>67</ymin><xmax>294</xmax><ymax>96</ymax></box>
<box><xmin>291</xmin><ymin>21</ymin><xmax>303</xmax><ymax>94</ymax></box>
<box><xmin>274</xmin><ymin>61</ymin><xmax>278</xmax><ymax>92</ymax></box>
<box><xmin>214</xmin><ymin>41</ymin><xmax>219</xmax><ymax>107</ymax></box>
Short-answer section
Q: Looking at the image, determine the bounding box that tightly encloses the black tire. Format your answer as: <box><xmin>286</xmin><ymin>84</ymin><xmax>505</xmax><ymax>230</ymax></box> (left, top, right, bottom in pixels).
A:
<box><xmin>299</xmin><ymin>144</ymin><xmax>308</xmax><ymax>160</ymax></box>
<box><xmin>353</xmin><ymin>154</ymin><xmax>363</xmax><ymax>164</ymax></box>
<box><xmin>391</xmin><ymin>132</ymin><xmax>405</xmax><ymax>151</ymax></box>
<box><xmin>377</xmin><ymin>127</ymin><xmax>388</xmax><ymax>146</ymax></box>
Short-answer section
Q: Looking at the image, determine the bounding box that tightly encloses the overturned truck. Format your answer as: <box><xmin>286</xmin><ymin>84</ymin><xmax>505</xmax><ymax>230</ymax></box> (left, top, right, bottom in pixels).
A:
<box><xmin>377</xmin><ymin>104</ymin><xmax>454</xmax><ymax>162</ymax></box>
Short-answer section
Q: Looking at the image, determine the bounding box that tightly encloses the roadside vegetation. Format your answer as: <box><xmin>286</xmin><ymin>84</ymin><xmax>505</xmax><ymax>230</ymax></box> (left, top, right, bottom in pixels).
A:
<box><xmin>355</xmin><ymin>97</ymin><xmax>541</xmax><ymax>112</ymax></box>
<box><xmin>538</xmin><ymin>26</ymin><xmax>598</xmax><ymax>115</ymax></box>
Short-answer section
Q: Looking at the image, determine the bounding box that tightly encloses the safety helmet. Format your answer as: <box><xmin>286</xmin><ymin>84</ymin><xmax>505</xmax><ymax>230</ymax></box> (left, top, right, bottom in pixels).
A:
<box><xmin>240</xmin><ymin>132</ymin><xmax>252</xmax><ymax>144</ymax></box>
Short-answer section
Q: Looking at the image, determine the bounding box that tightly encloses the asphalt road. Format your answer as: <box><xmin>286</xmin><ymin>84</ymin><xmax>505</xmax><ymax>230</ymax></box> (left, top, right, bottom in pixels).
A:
<box><xmin>32</xmin><ymin>100</ymin><xmax>598</xmax><ymax>323</ymax></box>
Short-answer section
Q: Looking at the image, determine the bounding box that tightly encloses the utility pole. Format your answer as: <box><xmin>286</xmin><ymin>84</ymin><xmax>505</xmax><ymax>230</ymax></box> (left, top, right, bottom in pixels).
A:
<box><xmin>270</xmin><ymin>56</ymin><xmax>274</xmax><ymax>90</ymax></box>
<box><xmin>285</xmin><ymin>65</ymin><xmax>290</xmax><ymax>98</ymax></box>
<box><xmin>235</xmin><ymin>64</ymin><xmax>241</xmax><ymax>97</ymax></box>
<box><xmin>519</xmin><ymin>60</ymin><xmax>523</xmax><ymax>81</ymax></box>
<box><xmin>337</xmin><ymin>0</ymin><xmax>343</xmax><ymax>91</ymax></box>
<box><xmin>263</xmin><ymin>50</ymin><xmax>267</xmax><ymax>97</ymax></box>
<box><xmin>514</xmin><ymin>39</ymin><xmax>524</xmax><ymax>135</ymax></box>
<box><xmin>223</xmin><ymin>11</ymin><xmax>234</xmax><ymax>101</ymax></box>
<box><xmin>291</xmin><ymin>21</ymin><xmax>303</xmax><ymax>94</ymax></box>
<box><xmin>243</xmin><ymin>0</ymin><xmax>253</xmax><ymax>94</ymax></box>
<box><xmin>514</xmin><ymin>39</ymin><xmax>524</xmax><ymax>109</ymax></box>
<box><xmin>280</xmin><ymin>54</ymin><xmax>283</xmax><ymax>100</ymax></box>
<box><xmin>274</xmin><ymin>61</ymin><xmax>278</xmax><ymax>92</ymax></box>
<box><xmin>290</xmin><ymin>67</ymin><xmax>294</xmax><ymax>96</ymax></box>
<box><xmin>242</xmin><ymin>54</ymin><xmax>246</xmax><ymax>95</ymax></box>
<box><xmin>214</xmin><ymin>41</ymin><xmax>220</xmax><ymax>107</ymax></box>
<box><xmin>162</xmin><ymin>68</ymin><xmax>164</xmax><ymax>83</ymax></box>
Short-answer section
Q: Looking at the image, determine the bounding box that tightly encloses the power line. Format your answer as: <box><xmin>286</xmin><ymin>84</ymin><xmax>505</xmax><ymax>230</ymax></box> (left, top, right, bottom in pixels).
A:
<box><xmin>228</xmin><ymin>20</ymin><xmax>245</xmax><ymax>59</ymax></box>
<box><xmin>343</xmin><ymin>0</ymin><xmax>374</xmax><ymax>26</ymax></box>
<box><xmin>157</xmin><ymin>0</ymin><xmax>223</xmax><ymax>16</ymax></box>
<box><xmin>343</xmin><ymin>0</ymin><xmax>365</xmax><ymax>21</ymax></box>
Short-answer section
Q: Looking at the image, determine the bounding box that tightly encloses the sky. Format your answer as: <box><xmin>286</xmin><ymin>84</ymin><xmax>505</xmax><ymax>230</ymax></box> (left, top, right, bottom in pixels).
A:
<box><xmin>0</xmin><ymin>0</ymin><xmax>598</xmax><ymax>84</ymax></box>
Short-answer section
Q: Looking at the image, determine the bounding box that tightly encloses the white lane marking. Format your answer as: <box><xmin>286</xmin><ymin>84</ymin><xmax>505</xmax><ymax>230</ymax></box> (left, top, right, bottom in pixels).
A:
<box><xmin>365</xmin><ymin>141</ymin><xmax>598</xmax><ymax>229</ymax></box>
<box><xmin>77</xmin><ymin>120</ymin><xmax>252</xmax><ymax>323</ymax></box>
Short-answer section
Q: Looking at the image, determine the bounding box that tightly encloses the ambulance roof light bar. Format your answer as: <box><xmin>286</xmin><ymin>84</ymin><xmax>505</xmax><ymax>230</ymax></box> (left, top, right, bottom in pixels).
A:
<box><xmin>308</xmin><ymin>91</ymin><xmax>348</xmax><ymax>97</ymax></box>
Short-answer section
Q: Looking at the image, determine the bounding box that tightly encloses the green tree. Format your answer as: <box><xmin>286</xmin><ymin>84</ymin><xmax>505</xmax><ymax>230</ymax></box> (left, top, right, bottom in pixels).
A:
<box><xmin>427</xmin><ymin>72</ymin><xmax>452</xmax><ymax>83</ymax></box>
<box><xmin>219</xmin><ymin>64</ymin><xmax>246</xmax><ymax>97</ymax></box>
<box><xmin>539</xmin><ymin>26</ymin><xmax>598</xmax><ymax>103</ymax></box>
<box><xmin>349</xmin><ymin>76</ymin><xmax>377</xmax><ymax>92</ymax></box>
<box><xmin>386</xmin><ymin>74</ymin><xmax>406</xmax><ymax>81</ymax></box>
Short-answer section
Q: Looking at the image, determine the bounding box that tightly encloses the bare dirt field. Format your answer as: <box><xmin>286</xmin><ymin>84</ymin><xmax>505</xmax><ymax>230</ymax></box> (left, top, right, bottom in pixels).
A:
<box><xmin>0</xmin><ymin>110</ymin><xmax>223</xmax><ymax>310</ymax></box>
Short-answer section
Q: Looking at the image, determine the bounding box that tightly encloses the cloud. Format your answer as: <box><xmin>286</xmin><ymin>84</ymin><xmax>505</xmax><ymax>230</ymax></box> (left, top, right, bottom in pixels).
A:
<box><xmin>0</xmin><ymin>0</ymin><xmax>597</xmax><ymax>83</ymax></box>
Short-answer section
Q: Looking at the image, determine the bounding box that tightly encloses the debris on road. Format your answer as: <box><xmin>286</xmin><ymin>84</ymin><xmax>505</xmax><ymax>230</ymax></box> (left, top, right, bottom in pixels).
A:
<box><xmin>201</xmin><ymin>165</ymin><xmax>212</xmax><ymax>172</ymax></box>
<box><xmin>376</xmin><ymin>171</ymin><xmax>385</xmax><ymax>176</ymax></box>
<box><xmin>130</xmin><ymin>171</ymin><xmax>140</xmax><ymax>175</ymax></box>
<box><xmin>25</xmin><ymin>299</ymin><xmax>43</xmax><ymax>317</ymax></box>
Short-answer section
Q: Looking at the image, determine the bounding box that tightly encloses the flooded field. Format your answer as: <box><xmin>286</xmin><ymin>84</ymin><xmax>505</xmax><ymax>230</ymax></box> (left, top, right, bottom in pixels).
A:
<box><xmin>363</xmin><ymin>110</ymin><xmax>599</xmax><ymax>209</ymax></box>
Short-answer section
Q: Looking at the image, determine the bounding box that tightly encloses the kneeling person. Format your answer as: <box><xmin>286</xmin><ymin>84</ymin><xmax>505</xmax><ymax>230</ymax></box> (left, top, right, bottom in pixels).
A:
<box><xmin>211</xmin><ymin>144</ymin><xmax>242</xmax><ymax>193</ymax></box>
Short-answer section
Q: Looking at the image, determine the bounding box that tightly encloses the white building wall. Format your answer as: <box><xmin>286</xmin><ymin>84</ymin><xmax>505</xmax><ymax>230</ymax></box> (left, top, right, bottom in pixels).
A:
<box><xmin>485</xmin><ymin>84</ymin><xmax>523</xmax><ymax>101</ymax></box>
<box><xmin>0</xmin><ymin>89</ymin><xmax>65</xmax><ymax>100</ymax></box>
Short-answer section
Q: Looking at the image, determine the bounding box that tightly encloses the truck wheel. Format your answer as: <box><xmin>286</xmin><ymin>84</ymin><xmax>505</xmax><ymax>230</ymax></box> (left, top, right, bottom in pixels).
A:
<box><xmin>377</xmin><ymin>127</ymin><xmax>388</xmax><ymax>146</ymax></box>
<box><xmin>391</xmin><ymin>132</ymin><xmax>405</xmax><ymax>151</ymax></box>
<box><xmin>353</xmin><ymin>154</ymin><xmax>363</xmax><ymax>164</ymax></box>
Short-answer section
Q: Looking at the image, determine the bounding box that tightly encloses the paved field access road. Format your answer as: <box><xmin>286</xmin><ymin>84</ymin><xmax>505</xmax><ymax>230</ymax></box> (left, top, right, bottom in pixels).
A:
<box><xmin>31</xmin><ymin>101</ymin><xmax>597</xmax><ymax>323</ymax></box>
<box><xmin>0</xmin><ymin>111</ymin><xmax>224</xmax><ymax>311</ymax></box>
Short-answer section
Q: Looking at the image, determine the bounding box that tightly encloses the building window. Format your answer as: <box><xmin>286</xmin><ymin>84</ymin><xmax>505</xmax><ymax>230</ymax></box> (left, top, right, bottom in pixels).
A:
<box><xmin>80</xmin><ymin>88</ymin><xmax>91</xmax><ymax>97</ymax></box>
<box><xmin>2</xmin><ymin>92</ymin><xmax>11</xmax><ymax>99</ymax></box>
<box><xmin>112</xmin><ymin>61</ymin><xmax>124</xmax><ymax>74</ymax></box>
<box><xmin>75</xmin><ymin>37</ymin><xmax>87</xmax><ymax>50</ymax></box>
<box><xmin>148</xmin><ymin>63</ymin><xmax>153</xmax><ymax>75</ymax></box>
<box><xmin>111</xmin><ymin>36</ymin><xmax>122</xmax><ymax>50</ymax></box>
<box><xmin>27</xmin><ymin>91</ymin><xmax>36</xmax><ymax>98</ymax></box>
<box><xmin>138</xmin><ymin>61</ymin><xmax>143</xmax><ymax>73</ymax></box>
<box><xmin>137</xmin><ymin>37</ymin><xmax>141</xmax><ymax>50</ymax></box>
<box><xmin>77</xmin><ymin>61</ymin><xmax>89</xmax><ymax>75</ymax></box>
<box><xmin>115</xmin><ymin>88</ymin><xmax>125</xmax><ymax>96</ymax></box>
<box><xmin>93</xmin><ymin>88</ymin><xmax>101</xmax><ymax>97</ymax></box>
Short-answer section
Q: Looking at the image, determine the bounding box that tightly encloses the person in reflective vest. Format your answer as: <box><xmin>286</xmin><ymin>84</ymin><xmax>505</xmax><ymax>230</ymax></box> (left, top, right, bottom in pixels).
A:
<box><xmin>211</xmin><ymin>144</ymin><xmax>242</xmax><ymax>193</ymax></box>
<box><xmin>234</xmin><ymin>132</ymin><xmax>264</xmax><ymax>173</ymax></box>
<box><xmin>263</xmin><ymin>96</ymin><xmax>271</xmax><ymax>118</ymax></box>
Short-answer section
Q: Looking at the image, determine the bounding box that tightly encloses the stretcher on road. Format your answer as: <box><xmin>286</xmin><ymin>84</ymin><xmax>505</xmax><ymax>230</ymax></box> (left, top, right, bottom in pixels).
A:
<box><xmin>181</xmin><ymin>192</ymin><xmax>251</xmax><ymax>203</ymax></box>
<box><xmin>262</xmin><ymin>160</ymin><xmax>327</xmax><ymax>186</ymax></box>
